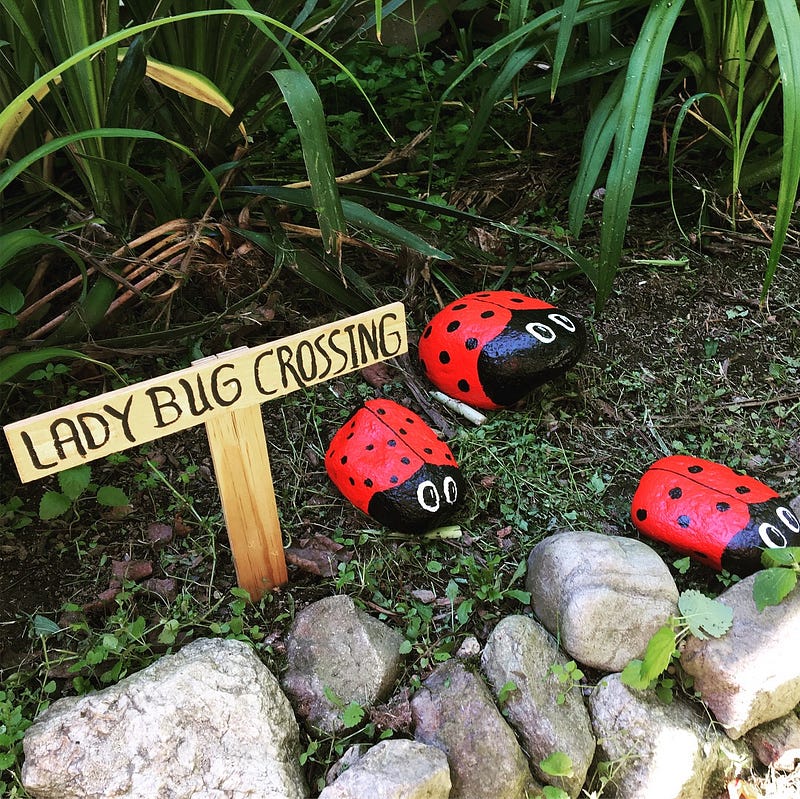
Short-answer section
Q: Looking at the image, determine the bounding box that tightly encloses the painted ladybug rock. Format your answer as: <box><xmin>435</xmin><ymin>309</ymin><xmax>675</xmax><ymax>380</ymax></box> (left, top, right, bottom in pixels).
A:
<box><xmin>418</xmin><ymin>290</ymin><xmax>585</xmax><ymax>410</ymax></box>
<box><xmin>632</xmin><ymin>455</ymin><xmax>800</xmax><ymax>575</ymax></box>
<box><xmin>326</xmin><ymin>398</ymin><xmax>466</xmax><ymax>533</ymax></box>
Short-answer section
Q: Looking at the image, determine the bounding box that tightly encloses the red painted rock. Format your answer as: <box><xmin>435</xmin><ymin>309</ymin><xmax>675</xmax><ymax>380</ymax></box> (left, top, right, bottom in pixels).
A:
<box><xmin>418</xmin><ymin>290</ymin><xmax>585</xmax><ymax>410</ymax></box>
<box><xmin>326</xmin><ymin>399</ymin><xmax>465</xmax><ymax>533</ymax></box>
<box><xmin>631</xmin><ymin>455</ymin><xmax>800</xmax><ymax>574</ymax></box>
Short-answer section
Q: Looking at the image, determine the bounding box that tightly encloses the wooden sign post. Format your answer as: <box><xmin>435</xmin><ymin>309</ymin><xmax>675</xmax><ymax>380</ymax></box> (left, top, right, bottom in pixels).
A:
<box><xmin>3</xmin><ymin>303</ymin><xmax>408</xmax><ymax>599</ymax></box>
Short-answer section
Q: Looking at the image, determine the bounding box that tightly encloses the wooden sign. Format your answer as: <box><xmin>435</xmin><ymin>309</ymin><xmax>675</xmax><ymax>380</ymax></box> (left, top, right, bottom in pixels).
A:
<box><xmin>4</xmin><ymin>303</ymin><xmax>408</xmax><ymax>598</ymax></box>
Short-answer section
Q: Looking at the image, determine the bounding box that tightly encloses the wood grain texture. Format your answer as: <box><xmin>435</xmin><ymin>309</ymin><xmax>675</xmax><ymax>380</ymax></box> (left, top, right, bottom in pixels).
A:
<box><xmin>205</xmin><ymin>404</ymin><xmax>288</xmax><ymax>596</ymax></box>
<box><xmin>5</xmin><ymin>303</ymin><xmax>407</xmax><ymax>482</ymax></box>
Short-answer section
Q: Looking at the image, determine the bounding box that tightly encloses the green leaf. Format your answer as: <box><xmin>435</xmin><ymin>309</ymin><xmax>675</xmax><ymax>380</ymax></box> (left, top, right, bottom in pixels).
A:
<box><xmin>398</xmin><ymin>639</ymin><xmax>413</xmax><ymax>654</ymax></box>
<box><xmin>427</xmin><ymin>560</ymin><xmax>443</xmax><ymax>574</ymax></box>
<box><xmin>0</xmin><ymin>313</ymin><xmax>18</xmax><ymax>331</ymax></box>
<box><xmin>58</xmin><ymin>465</ymin><xmax>92</xmax><ymax>501</ymax></box>
<box><xmin>654</xmin><ymin>677</ymin><xmax>675</xmax><ymax>704</ymax></box>
<box><xmin>761</xmin><ymin>547</ymin><xmax>800</xmax><ymax>568</ymax></box>
<box><xmin>540</xmin><ymin>751</ymin><xmax>574</xmax><ymax>778</ymax></box>
<box><xmin>445</xmin><ymin>579</ymin><xmax>459</xmax><ymax>603</ymax></box>
<box><xmin>594</xmin><ymin>0</ymin><xmax>686</xmax><ymax>311</ymax></box>
<box><xmin>753</xmin><ymin>567</ymin><xmax>798</xmax><ymax>612</ymax></box>
<box><xmin>673</xmin><ymin>556</ymin><xmax>692</xmax><ymax>574</ymax></box>
<box><xmin>234</xmin><ymin>185</ymin><xmax>453</xmax><ymax>260</ymax></box>
<box><xmin>762</xmin><ymin>0</ymin><xmax>800</xmax><ymax>299</ymax></box>
<box><xmin>497</xmin><ymin>680</ymin><xmax>518</xmax><ymax>704</ymax></box>
<box><xmin>505</xmin><ymin>589</ymin><xmax>532</xmax><ymax>604</ymax></box>
<box><xmin>678</xmin><ymin>589</ymin><xmax>733</xmax><ymax>639</ymax></box>
<box><xmin>620</xmin><ymin>658</ymin><xmax>650</xmax><ymax>690</ymax></box>
<box><xmin>0</xmin><ymin>282</ymin><xmax>24</xmax><ymax>314</ymax></box>
<box><xmin>456</xmin><ymin>598</ymin><xmax>474</xmax><ymax>626</ymax></box>
<box><xmin>542</xmin><ymin>785</ymin><xmax>571</xmax><ymax>799</ymax></box>
<box><xmin>96</xmin><ymin>486</ymin><xmax>129</xmax><ymax>507</ymax></box>
<box><xmin>271</xmin><ymin>68</ymin><xmax>345</xmax><ymax>257</ymax></box>
<box><xmin>31</xmin><ymin>614</ymin><xmax>61</xmax><ymax>637</ymax></box>
<box><xmin>0</xmin><ymin>347</ymin><xmax>117</xmax><ymax>385</ymax></box>
<box><xmin>39</xmin><ymin>491</ymin><xmax>72</xmax><ymax>520</ymax></box>
<box><xmin>639</xmin><ymin>625</ymin><xmax>677</xmax><ymax>682</ymax></box>
<box><xmin>340</xmin><ymin>701</ymin><xmax>365</xmax><ymax>729</ymax></box>
<box><xmin>0</xmin><ymin>128</ymin><xmax>219</xmax><ymax>202</ymax></box>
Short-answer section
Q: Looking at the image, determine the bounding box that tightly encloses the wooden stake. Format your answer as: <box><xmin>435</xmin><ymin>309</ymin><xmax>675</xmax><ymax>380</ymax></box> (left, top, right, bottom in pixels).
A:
<box><xmin>205</xmin><ymin>403</ymin><xmax>288</xmax><ymax>598</ymax></box>
<box><xmin>3</xmin><ymin>303</ymin><xmax>408</xmax><ymax>599</ymax></box>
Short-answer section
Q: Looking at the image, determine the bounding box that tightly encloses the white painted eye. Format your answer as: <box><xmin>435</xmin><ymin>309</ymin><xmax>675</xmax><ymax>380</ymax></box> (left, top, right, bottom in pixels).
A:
<box><xmin>443</xmin><ymin>475</ymin><xmax>458</xmax><ymax>505</ymax></box>
<box><xmin>525</xmin><ymin>321</ymin><xmax>556</xmax><ymax>343</ymax></box>
<box><xmin>759</xmin><ymin>522</ymin><xmax>788</xmax><ymax>549</ymax></box>
<box><xmin>777</xmin><ymin>506</ymin><xmax>800</xmax><ymax>533</ymax></box>
<box><xmin>547</xmin><ymin>312</ymin><xmax>576</xmax><ymax>332</ymax></box>
<box><xmin>417</xmin><ymin>480</ymin><xmax>440</xmax><ymax>513</ymax></box>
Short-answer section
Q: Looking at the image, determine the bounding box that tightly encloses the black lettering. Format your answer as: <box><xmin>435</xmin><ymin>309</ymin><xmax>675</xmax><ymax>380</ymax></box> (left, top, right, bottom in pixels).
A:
<box><xmin>357</xmin><ymin>320</ymin><xmax>380</xmax><ymax>364</ymax></box>
<box><xmin>20</xmin><ymin>430</ymin><xmax>58</xmax><ymax>470</ymax></box>
<box><xmin>77</xmin><ymin>412</ymin><xmax>110</xmax><ymax>450</ymax></box>
<box><xmin>294</xmin><ymin>340</ymin><xmax>317</xmax><ymax>384</ymax></box>
<box><xmin>146</xmin><ymin>386</ymin><xmax>181</xmax><ymax>428</ymax></box>
<box><xmin>253</xmin><ymin>350</ymin><xmax>278</xmax><ymax>396</ymax></box>
<box><xmin>210</xmin><ymin>363</ymin><xmax>242</xmax><ymax>407</ymax></box>
<box><xmin>378</xmin><ymin>311</ymin><xmax>403</xmax><ymax>357</ymax></box>
<box><xmin>276</xmin><ymin>344</ymin><xmax>303</xmax><ymax>389</ymax></box>
<box><xmin>328</xmin><ymin>328</ymin><xmax>350</xmax><ymax>376</ymax></box>
<box><xmin>344</xmin><ymin>324</ymin><xmax>359</xmax><ymax>369</ymax></box>
<box><xmin>314</xmin><ymin>332</ymin><xmax>334</xmax><ymax>380</ymax></box>
<box><xmin>178</xmin><ymin>375</ymin><xmax>213</xmax><ymax>417</ymax></box>
<box><xmin>50</xmin><ymin>418</ymin><xmax>86</xmax><ymax>459</ymax></box>
<box><xmin>103</xmin><ymin>395</ymin><xmax>136</xmax><ymax>443</ymax></box>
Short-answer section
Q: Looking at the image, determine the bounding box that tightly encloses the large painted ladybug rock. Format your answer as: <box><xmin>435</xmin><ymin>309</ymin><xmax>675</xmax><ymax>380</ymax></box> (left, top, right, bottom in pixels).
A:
<box><xmin>418</xmin><ymin>290</ymin><xmax>585</xmax><ymax>410</ymax></box>
<box><xmin>326</xmin><ymin>398</ymin><xmax>466</xmax><ymax>533</ymax></box>
<box><xmin>631</xmin><ymin>455</ymin><xmax>800</xmax><ymax>575</ymax></box>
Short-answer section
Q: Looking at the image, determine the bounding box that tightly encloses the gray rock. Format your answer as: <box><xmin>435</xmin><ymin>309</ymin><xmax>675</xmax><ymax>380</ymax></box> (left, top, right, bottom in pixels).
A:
<box><xmin>281</xmin><ymin>595</ymin><xmax>404</xmax><ymax>733</ymax></box>
<box><xmin>589</xmin><ymin>673</ymin><xmax>750</xmax><ymax>799</ymax></box>
<box><xmin>527</xmin><ymin>530</ymin><xmax>679</xmax><ymax>671</ymax></box>
<box><xmin>411</xmin><ymin>660</ymin><xmax>540</xmax><ymax>799</ymax></box>
<box><xmin>481</xmin><ymin>615</ymin><xmax>595</xmax><ymax>797</ymax></box>
<box><xmin>22</xmin><ymin>638</ymin><xmax>307</xmax><ymax>799</ymax></box>
<box><xmin>318</xmin><ymin>739</ymin><xmax>451</xmax><ymax>799</ymax></box>
<box><xmin>681</xmin><ymin>571</ymin><xmax>800</xmax><ymax>739</ymax></box>
<box><xmin>746</xmin><ymin>713</ymin><xmax>800</xmax><ymax>771</ymax></box>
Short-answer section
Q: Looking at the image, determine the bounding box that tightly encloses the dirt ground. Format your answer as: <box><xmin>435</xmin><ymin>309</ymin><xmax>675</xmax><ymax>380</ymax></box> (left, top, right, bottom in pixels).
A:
<box><xmin>1</xmin><ymin>207</ymin><xmax>799</xmax><ymax>796</ymax></box>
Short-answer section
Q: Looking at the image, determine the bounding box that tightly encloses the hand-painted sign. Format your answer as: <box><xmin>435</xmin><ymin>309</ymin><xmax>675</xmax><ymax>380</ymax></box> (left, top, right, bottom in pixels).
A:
<box><xmin>3</xmin><ymin>303</ymin><xmax>408</xmax><ymax>598</ymax></box>
<box><xmin>5</xmin><ymin>303</ymin><xmax>406</xmax><ymax>482</ymax></box>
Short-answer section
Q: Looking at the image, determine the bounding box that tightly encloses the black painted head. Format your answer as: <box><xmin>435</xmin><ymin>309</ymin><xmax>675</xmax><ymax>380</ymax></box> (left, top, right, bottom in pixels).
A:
<box><xmin>721</xmin><ymin>497</ymin><xmax>800</xmax><ymax>575</ymax></box>
<box><xmin>367</xmin><ymin>462</ymin><xmax>466</xmax><ymax>534</ymax></box>
<box><xmin>477</xmin><ymin>308</ymin><xmax>586</xmax><ymax>407</ymax></box>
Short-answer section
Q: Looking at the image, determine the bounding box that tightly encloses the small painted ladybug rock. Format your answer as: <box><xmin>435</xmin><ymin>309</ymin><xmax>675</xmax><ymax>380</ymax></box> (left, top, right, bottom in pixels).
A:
<box><xmin>418</xmin><ymin>290</ymin><xmax>585</xmax><ymax>410</ymax></box>
<box><xmin>326</xmin><ymin>398</ymin><xmax>466</xmax><ymax>533</ymax></box>
<box><xmin>632</xmin><ymin>455</ymin><xmax>800</xmax><ymax>575</ymax></box>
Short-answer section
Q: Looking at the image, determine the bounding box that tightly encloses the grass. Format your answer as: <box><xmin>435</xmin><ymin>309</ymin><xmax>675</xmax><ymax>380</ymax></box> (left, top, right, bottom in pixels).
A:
<box><xmin>2</xmin><ymin>4</ymin><xmax>800</xmax><ymax>794</ymax></box>
<box><xmin>3</xmin><ymin>232</ymin><xmax>799</xmax><ymax>795</ymax></box>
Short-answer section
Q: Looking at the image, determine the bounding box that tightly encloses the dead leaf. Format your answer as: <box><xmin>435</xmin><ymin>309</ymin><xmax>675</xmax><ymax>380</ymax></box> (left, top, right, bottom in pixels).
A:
<box><xmin>146</xmin><ymin>522</ymin><xmax>174</xmax><ymax>548</ymax></box>
<box><xmin>360</xmin><ymin>362</ymin><xmax>394</xmax><ymax>388</ymax></box>
<box><xmin>285</xmin><ymin>534</ymin><xmax>351</xmax><ymax>577</ymax></box>
<box><xmin>110</xmin><ymin>559</ymin><xmax>153</xmax><ymax>587</ymax></box>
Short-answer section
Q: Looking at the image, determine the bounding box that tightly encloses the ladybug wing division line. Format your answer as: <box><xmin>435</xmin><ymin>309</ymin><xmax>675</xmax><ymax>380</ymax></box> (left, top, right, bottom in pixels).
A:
<box><xmin>326</xmin><ymin>399</ymin><xmax>465</xmax><ymax>533</ymax></box>
<box><xmin>632</xmin><ymin>455</ymin><xmax>800</xmax><ymax>574</ymax></box>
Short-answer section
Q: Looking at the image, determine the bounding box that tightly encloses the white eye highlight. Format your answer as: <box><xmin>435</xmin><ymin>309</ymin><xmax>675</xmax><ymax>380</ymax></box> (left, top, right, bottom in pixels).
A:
<box><xmin>777</xmin><ymin>506</ymin><xmax>800</xmax><ymax>533</ymax></box>
<box><xmin>417</xmin><ymin>480</ymin><xmax>440</xmax><ymax>513</ymax></box>
<box><xmin>525</xmin><ymin>321</ymin><xmax>556</xmax><ymax>343</ymax></box>
<box><xmin>443</xmin><ymin>475</ymin><xmax>458</xmax><ymax>505</ymax></box>
<box><xmin>759</xmin><ymin>522</ymin><xmax>788</xmax><ymax>549</ymax></box>
<box><xmin>548</xmin><ymin>313</ymin><xmax>576</xmax><ymax>332</ymax></box>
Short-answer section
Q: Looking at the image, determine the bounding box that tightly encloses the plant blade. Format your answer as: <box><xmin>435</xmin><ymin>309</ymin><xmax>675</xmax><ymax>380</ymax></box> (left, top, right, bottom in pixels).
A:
<box><xmin>270</xmin><ymin>68</ymin><xmax>346</xmax><ymax>257</ymax></box>
<box><xmin>595</xmin><ymin>0</ymin><xmax>686</xmax><ymax>312</ymax></box>
<box><xmin>761</xmin><ymin>0</ymin><xmax>800</xmax><ymax>300</ymax></box>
